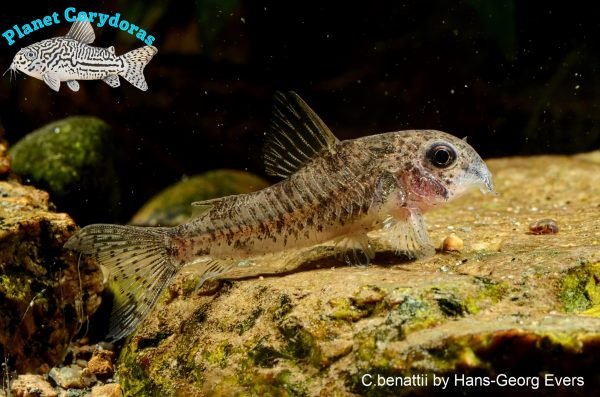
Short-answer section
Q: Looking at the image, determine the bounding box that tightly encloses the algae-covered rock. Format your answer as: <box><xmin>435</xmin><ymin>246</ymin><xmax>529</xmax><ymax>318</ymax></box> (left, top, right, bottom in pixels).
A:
<box><xmin>130</xmin><ymin>169</ymin><xmax>269</xmax><ymax>226</ymax></box>
<box><xmin>0</xmin><ymin>181</ymin><xmax>103</xmax><ymax>374</ymax></box>
<box><xmin>9</xmin><ymin>116</ymin><xmax>120</xmax><ymax>224</ymax></box>
<box><xmin>117</xmin><ymin>152</ymin><xmax>600</xmax><ymax>396</ymax></box>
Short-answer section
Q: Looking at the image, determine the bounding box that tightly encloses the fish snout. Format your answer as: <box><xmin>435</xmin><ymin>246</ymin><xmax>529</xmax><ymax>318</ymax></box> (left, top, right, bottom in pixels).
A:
<box><xmin>467</xmin><ymin>160</ymin><xmax>497</xmax><ymax>196</ymax></box>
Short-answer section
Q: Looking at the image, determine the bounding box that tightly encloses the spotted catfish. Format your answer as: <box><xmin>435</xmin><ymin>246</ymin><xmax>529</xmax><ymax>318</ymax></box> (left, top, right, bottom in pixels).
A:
<box><xmin>5</xmin><ymin>20</ymin><xmax>157</xmax><ymax>92</ymax></box>
<box><xmin>65</xmin><ymin>92</ymin><xmax>496</xmax><ymax>340</ymax></box>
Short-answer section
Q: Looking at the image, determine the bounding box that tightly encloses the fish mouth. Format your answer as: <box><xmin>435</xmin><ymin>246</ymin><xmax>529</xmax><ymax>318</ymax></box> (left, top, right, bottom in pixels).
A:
<box><xmin>463</xmin><ymin>160</ymin><xmax>498</xmax><ymax>196</ymax></box>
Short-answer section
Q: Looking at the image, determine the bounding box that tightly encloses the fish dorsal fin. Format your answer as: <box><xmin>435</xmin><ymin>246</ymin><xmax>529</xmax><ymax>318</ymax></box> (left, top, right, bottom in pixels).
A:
<box><xmin>264</xmin><ymin>91</ymin><xmax>339</xmax><ymax>178</ymax></box>
<box><xmin>65</xmin><ymin>20</ymin><xmax>95</xmax><ymax>44</ymax></box>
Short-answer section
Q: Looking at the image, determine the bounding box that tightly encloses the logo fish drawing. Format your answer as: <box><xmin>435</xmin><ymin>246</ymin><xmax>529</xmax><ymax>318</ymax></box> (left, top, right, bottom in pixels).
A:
<box><xmin>65</xmin><ymin>92</ymin><xmax>496</xmax><ymax>340</ymax></box>
<box><xmin>5</xmin><ymin>20</ymin><xmax>157</xmax><ymax>92</ymax></box>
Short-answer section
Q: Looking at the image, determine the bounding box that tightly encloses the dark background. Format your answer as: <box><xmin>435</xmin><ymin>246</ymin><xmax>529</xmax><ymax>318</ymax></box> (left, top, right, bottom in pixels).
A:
<box><xmin>1</xmin><ymin>0</ymin><xmax>599</xmax><ymax>221</ymax></box>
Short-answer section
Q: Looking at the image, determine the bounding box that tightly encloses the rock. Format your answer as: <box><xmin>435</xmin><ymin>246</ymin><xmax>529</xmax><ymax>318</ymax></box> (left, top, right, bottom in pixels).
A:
<box><xmin>87</xmin><ymin>349</ymin><xmax>115</xmax><ymax>378</ymax></box>
<box><xmin>117</xmin><ymin>152</ymin><xmax>600</xmax><ymax>395</ymax></box>
<box><xmin>48</xmin><ymin>365</ymin><xmax>91</xmax><ymax>389</ymax></box>
<box><xmin>0</xmin><ymin>180</ymin><xmax>103</xmax><ymax>374</ymax></box>
<box><xmin>90</xmin><ymin>384</ymin><xmax>123</xmax><ymax>397</ymax></box>
<box><xmin>130</xmin><ymin>169</ymin><xmax>269</xmax><ymax>226</ymax></box>
<box><xmin>0</xmin><ymin>139</ymin><xmax>11</xmax><ymax>176</ymax></box>
<box><xmin>9</xmin><ymin>116</ymin><xmax>120</xmax><ymax>224</ymax></box>
<box><xmin>441</xmin><ymin>233</ymin><xmax>463</xmax><ymax>252</ymax></box>
<box><xmin>10</xmin><ymin>374</ymin><xmax>57</xmax><ymax>397</ymax></box>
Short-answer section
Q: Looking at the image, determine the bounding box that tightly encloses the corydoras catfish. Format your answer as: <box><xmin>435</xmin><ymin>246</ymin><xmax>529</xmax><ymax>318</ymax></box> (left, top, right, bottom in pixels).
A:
<box><xmin>65</xmin><ymin>92</ymin><xmax>496</xmax><ymax>340</ymax></box>
<box><xmin>5</xmin><ymin>20</ymin><xmax>157</xmax><ymax>92</ymax></box>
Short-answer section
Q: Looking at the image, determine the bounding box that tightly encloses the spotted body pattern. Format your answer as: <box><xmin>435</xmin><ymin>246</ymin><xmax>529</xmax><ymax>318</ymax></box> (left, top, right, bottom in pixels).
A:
<box><xmin>6</xmin><ymin>20</ymin><xmax>157</xmax><ymax>92</ymax></box>
<box><xmin>65</xmin><ymin>92</ymin><xmax>496</xmax><ymax>340</ymax></box>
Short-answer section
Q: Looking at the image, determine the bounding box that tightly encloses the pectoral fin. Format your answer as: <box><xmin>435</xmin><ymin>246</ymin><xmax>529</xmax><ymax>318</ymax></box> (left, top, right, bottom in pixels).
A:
<box><xmin>66</xmin><ymin>80</ymin><xmax>80</xmax><ymax>92</ymax></box>
<box><xmin>382</xmin><ymin>209</ymin><xmax>435</xmax><ymax>259</ymax></box>
<box><xmin>103</xmin><ymin>75</ymin><xmax>120</xmax><ymax>88</ymax></box>
<box><xmin>335</xmin><ymin>233</ymin><xmax>375</xmax><ymax>267</ymax></box>
<box><xmin>42</xmin><ymin>72</ymin><xmax>61</xmax><ymax>92</ymax></box>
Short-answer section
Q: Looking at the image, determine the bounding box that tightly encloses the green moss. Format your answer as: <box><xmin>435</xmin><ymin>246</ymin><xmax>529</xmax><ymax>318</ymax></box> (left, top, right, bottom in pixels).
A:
<box><xmin>385</xmin><ymin>295</ymin><xmax>437</xmax><ymax>338</ymax></box>
<box><xmin>0</xmin><ymin>274</ymin><xmax>30</xmax><ymax>301</ymax></box>
<box><xmin>270</xmin><ymin>294</ymin><xmax>293</xmax><ymax>320</ymax></box>
<box><xmin>463</xmin><ymin>277</ymin><xmax>510</xmax><ymax>314</ymax></box>
<box><xmin>234</xmin><ymin>308</ymin><xmax>263</xmax><ymax>335</ymax></box>
<box><xmin>204</xmin><ymin>341</ymin><xmax>232</xmax><ymax>368</ymax></box>
<box><xmin>274</xmin><ymin>370</ymin><xmax>309</xmax><ymax>397</ymax></box>
<box><xmin>436</xmin><ymin>295</ymin><xmax>467</xmax><ymax>317</ymax></box>
<box><xmin>117</xmin><ymin>343</ymin><xmax>157</xmax><ymax>397</ymax></box>
<box><xmin>9</xmin><ymin>116</ymin><xmax>120</xmax><ymax>223</ymax></box>
<box><xmin>329</xmin><ymin>285</ymin><xmax>390</xmax><ymax>322</ymax></box>
<box><xmin>279</xmin><ymin>318</ymin><xmax>320</xmax><ymax>365</ymax></box>
<box><xmin>328</xmin><ymin>297</ymin><xmax>371</xmax><ymax>321</ymax></box>
<box><xmin>249</xmin><ymin>340</ymin><xmax>284</xmax><ymax>368</ymax></box>
<box><xmin>560</xmin><ymin>263</ymin><xmax>600</xmax><ymax>314</ymax></box>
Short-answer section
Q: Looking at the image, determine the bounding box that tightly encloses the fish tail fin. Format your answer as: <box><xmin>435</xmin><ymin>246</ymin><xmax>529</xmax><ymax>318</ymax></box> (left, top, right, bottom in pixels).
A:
<box><xmin>118</xmin><ymin>45</ymin><xmax>158</xmax><ymax>91</ymax></box>
<box><xmin>65</xmin><ymin>224</ymin><xmax>178</xmax><ymax>341</ymax></box>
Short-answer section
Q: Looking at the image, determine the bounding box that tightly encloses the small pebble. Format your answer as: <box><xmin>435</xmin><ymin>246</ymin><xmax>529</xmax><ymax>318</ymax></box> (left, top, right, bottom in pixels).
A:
<box><xmin>442</xmin><ymin>233</ymin><xmax>463</xmax><ymax>252</ymax></box>
<box><xmin>75</xmin><ymin>359</ymin><xmax>88</xmax><ymax>368</ymax></box>
<box><xmin>528</xmin><ymin>219</ymin><xmax>559</xmax><ymax>235</ymax></box>
<box><xmin>11</xmin><ymin>374</ymin><xmax>57</xmax><ymax>397</ymax></box>
<box><xmin>90</xmin><ymin>383</ymin><xmax>123</xmax><ymax>397</ymax></box>
<box><xmin>87</xmin><ymin>350</ymin><xmax>115</xmax><ymax>379</ymax></box>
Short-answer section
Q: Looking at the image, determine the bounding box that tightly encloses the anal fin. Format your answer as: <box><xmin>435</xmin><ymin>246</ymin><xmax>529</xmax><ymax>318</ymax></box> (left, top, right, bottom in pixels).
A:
<box><xmin>66</xmin><ymin>80</ymin><xmax>80</xmax><ymax>92</ymax></box>
<box><xmin>382</xmin><ymin>209</ymin><xmax>435</xmax><ymax>259</ymax></box>
<box><xmin>335</xmin><ymin>233</ymin><xmax>375</xmax><ymax>267</ymax></box>
<box><xmin>103</xmin><ymin>75</ymin><xmax>120</xmax><ymax>88</ymax></box>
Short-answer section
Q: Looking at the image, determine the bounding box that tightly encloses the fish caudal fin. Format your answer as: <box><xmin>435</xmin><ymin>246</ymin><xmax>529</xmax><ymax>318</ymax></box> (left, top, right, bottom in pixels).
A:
<box><xmin>118</xmin><ymin>46</ymin><xmax>158</xmax><ymax>91</ymax></box>
<box><xmin>64</xmin><ymin>224</ymin><xmax>177</xmax><ymax>341</ymax></box>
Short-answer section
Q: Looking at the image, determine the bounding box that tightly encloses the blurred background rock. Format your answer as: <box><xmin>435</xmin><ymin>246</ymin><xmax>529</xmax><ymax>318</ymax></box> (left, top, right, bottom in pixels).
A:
<box><xmin>1</xmin><ymin>0</ymin><xmax>598</xmax><ymax>223</ymax></box>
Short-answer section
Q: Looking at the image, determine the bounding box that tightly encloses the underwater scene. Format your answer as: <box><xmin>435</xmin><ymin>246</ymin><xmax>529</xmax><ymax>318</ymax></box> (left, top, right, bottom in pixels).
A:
<box><xmin>0</xmin><ymin>1</ymin><xmax>599</xmax><ymax>396</ymax></box>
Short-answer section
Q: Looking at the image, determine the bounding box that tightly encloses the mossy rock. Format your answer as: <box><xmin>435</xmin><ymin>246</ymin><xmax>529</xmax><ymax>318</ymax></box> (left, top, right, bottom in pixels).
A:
<box><xmin>0</xmin><ymin>181</ymin><xmax>103</xmax><ymax>374</ymax></box>
<box><xmin>130</xmin><ymin>169</ymin><xmax>269</xmax><ymax>226</ymax></box>
<box><xmin>9</xmin><ymin>116</ymin><xmax>120</xmax><ymax>224</ymax></box>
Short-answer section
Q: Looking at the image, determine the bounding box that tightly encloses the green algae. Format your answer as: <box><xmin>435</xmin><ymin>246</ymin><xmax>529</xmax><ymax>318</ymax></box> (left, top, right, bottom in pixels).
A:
<box><xmin>270</xmin><ymin>294</ymin><xmax>293</xmax><ymax>321</ymax></box>
<box><xmin>385</xmin><ymin>295</ymin><xmax>437</xmax><ymax>338</ymax></box>
<box><xmin>329</xmin><ymin>285</ymin><xmax>389</xmax><ymax>321</ymax></box>
<box><xmin>279</xmin><ymin>317</ymin><xmax>320</xmax><ymax>365</ymax></box>
<box><xmin>273</xmin><ymin>370</ymin><xmax>309</xmax><ymax>397</ymax></box>
<box><xmin>117</xmin><ymin>343</ymin><xmax>158</xmax><ymax>397</ymax></box>
<box><xmin>9</xmin><ymin>116</ymin><xmax>120</xmax><ymax>223</ymax></box>
<box><xmin>560</xmin><ymin>262</ymin><xmax>600</xmax><ymax>314</ymax></box>
<box><xmin>0</xmin><ymin>274</ymin><xmax>30</xmax><ymax>302</ymax></box>
<box><xmin>249</xmin><ymin>339</ymin><xmax>284</xmax><ymax>368</ymax></box>
<box><xmin>234</xmin><ymin>308</ymin><xmax>264</xmax><ymax>335</ymax></box>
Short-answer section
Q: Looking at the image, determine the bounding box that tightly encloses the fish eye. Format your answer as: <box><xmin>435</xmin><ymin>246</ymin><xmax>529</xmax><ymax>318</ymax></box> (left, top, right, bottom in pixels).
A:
<box><xmin>427</xmin><ymin>143</ymin><xmax>457</xmax><ymax>168</ymax></box>
<box><xmin>24</xmin><ymin>50</ymin><xmax>36</xmax><ymax>61</ymax></box>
